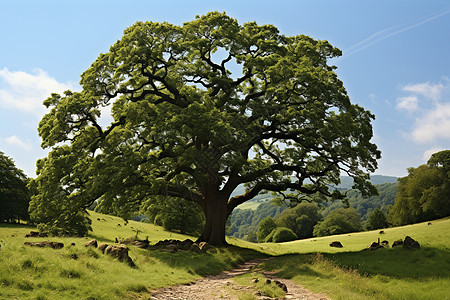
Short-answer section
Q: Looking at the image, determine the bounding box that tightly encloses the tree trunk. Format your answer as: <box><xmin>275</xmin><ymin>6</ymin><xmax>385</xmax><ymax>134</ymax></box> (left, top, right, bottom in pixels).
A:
<box><xmin>196</xmin><ymin>195</ymin><xmax>228</xmax><ymax>246</ymax></box>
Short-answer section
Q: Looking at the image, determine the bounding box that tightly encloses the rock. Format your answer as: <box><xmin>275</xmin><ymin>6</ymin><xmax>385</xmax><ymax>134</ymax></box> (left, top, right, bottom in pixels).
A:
<box><xmin>102</xmin><ymin>244</ymin><xmax>134</xmax><ymax>266</ymax></box>
<box><xmin>105</xmin><ymin>245</ymin><xmax>113</xmax><ymax>255</ymax></box>
<box><xmin>132</xmin><ymin>240</ymin><xmax>149</xmax><ymax>249</ymax></box>
<box><xmin>24</xmin><ymin>241</ymin><xmax>64</xmax><ymax>249</ymax></box>
<box><xmin>199</xmin><ymin>242</ymin><xmax>214</xmax><ymax>252</ymax></box>
<box><xmin>166</xmin><ymin>244</ymin><xmax>178</xmax><ymax>253</ymax></box>
<box><xmin>329</xmin><ymin>241</ymin><xmax>343</xmax><ymax>248</ymax></box>
<box><xmin>25</xmin><ymin>231</ymin><xmax>47</xmax><ymax>238</ymax></box>
<box><xmin>379</xmin><ymin>230</ymin><xmax>385</xmax><ymax>234</ymax></box>
<box><xmin>50</xmin><ymin>242</ymin><xmax>64</xmax><ymax>249</ymax></box>
<box><xmin>109</xmin><ymin>245</ymin><xmax>129</xmax><ymax>261</ymax></box>
<box><xmin>403</xmin><ymin>236</ymin><xmax>420</xmax><ymax>249</ymax></box>
<box><xmin>189</xmin><ymin>243</ymin><xmax>204</xmax><ymax>254</ymax></box>
<box><xmin>85</xmin><ymin>239</ymin><xmax>98</xmax><ymax>248</ymax></box>
<box><xmin>180</xmin><ymin>239</ymin><xmax>194</xmax><ymax>250</ymax></box>
<box><xmin>392</xmin><ymin>239</ymin><xmax>403</xmax><ymax>247</ymax></box>
<box><xmin>274</xmin><ymin>280</ymin><xmax>288</xmax><ymax>292</ymax></box>
<box><xmin>368</xmin><ymin>242</ymin><xmax>383</xmax><ymax>250</ymax></box>
<box><xmin>98</xmin><ymin>243</ymin><xmax>109</xmax><ymax>253</ymax></box>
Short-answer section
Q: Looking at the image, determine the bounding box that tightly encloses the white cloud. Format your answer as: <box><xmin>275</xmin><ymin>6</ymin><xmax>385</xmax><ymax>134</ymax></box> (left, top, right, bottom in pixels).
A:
<box><xmin>422</xmin><ymin>147</ymin><xmax>444</xmax><ymax>161</ymax></box>
<box><xmin>396</xmin><ymin>95</ymin><xmax>418</xmax><ymax>112</ymax></box>
<box><xmin>411</xmin><ymin>103</ymin><xmax>450</xmax><ymax>143</ymax></box>
<box><xmin>5</xmin><ymin>135</ymin><xmax>32</xmax><ymax>151</ymax></box>
<box><xmin>402</xmin><ymin>82</ymin><xmax>445</xmax><ymax>101</ymax></box>
<box><xmin>397</xmin><ymin>79</ymin><xmax>450</xmax><ymax>145</ymax></box>
<box><xmin>0</xmin><ymin>68</ymin><xmax>76</xmax><ymax>116</ymax></box>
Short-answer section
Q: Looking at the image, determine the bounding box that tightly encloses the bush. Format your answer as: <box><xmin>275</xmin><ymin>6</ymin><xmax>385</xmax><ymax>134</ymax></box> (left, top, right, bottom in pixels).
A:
<box><xmin>257</xmin><ymin>217</ymin><xmax>277</xmax><ymax>242</ymax></box>
<box><xmin>265</xmin><ymin>227</ymin><xmax>298</xmax><ymax>243</ymax></box>
<box><xmin>313</xmin><ymin>208</ymin><xmax>362</xmax><ymax>237</ymax></box>
<box><xmin>276</xmin><ymin>202</ymin><xmax>321</xmax><ymax>239</ymax></box>
<box><xmin>366</xmin><ymin>208</ymin><xmax>388</xmax><ymax>230</ymax></box>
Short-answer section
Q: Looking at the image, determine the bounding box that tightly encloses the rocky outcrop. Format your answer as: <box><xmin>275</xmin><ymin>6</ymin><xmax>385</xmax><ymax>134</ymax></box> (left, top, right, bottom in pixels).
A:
<box><xmin>85</xmin><ymin>239</ymin><xmax>98</xmax><ymax>248</ymax></box>
<box><xmin>24</xmin><ymin>241</ymin><xmax>64</xmax><ymax>249</ymax></box>
<box><xmin>154</xmin><ymin>239</ymin><xmax>213</xmax><ymax>253</ymax></box>
<box><xmin>25</xmin><ymin>231</ymin><xmax>48</xmax><ymax>238</ymax></box>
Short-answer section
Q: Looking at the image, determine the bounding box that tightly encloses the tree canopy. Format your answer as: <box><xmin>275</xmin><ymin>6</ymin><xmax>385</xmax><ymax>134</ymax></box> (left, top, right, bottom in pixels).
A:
<box><xmin>313</xmin><ymin>208</ymin><xmax>363</xmax><ymax>236</ymax></box>
<box><xmin>276</xmin><ymin>202</ymin><xmax>322</xmax><ymax>239</ymax></box>
<box><xmin>30</xmin><ymin>12</ymin><xmax>380</xmax><ymax>245</ymax></box>
<box><xmin>0</xmin><ymin>151</ymin><xmax>30</xmax><ymax>223</ymax></box>
<box><xmin>389</xmin><ymin>150</ymin><xmax>450</xmax><ymax>226</ymax></box>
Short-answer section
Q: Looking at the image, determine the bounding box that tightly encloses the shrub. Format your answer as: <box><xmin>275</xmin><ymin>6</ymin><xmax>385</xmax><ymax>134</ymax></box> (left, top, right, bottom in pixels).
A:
<box><xmin>257</xmin><ymin>217</ymin><xmax>277</xmax><ymax>242</ymax></box>
<box><xmin>266</xmin><ymin>227</ymin><xmax>298</xmax><ymax>243</ymax></box>
<box><xmin>313</xmin><ymin>208</ymin><xmax>362</xmax><ymax>237</ymax></box>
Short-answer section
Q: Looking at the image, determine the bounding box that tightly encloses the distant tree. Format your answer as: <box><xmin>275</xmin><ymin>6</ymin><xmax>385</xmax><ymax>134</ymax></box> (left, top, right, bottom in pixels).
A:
<box><xmin>138</xmin><ymin>196</ymin><xmax>205</xmax><ymax>235</ymax></box>
<box><xmin>0</xmin><ymin>151</ymin><xmax>30</xmax><ymax>223</ymax></box>
<box><xmin>265</xmin><ymin>227</ymin><xmax>298</xmax><ymax>243</ymax></box>
<box><xmin>366</xmin><ymin>208</ymin><xmax>388</xmax><ymax>230</ymax></box>
<box><xmin>389</xmin><ymin>150</ymin><xmax>450</xmax><ymax>226</ymax></box>
<box><xmin>257</xmin><ymin>216</ymin><xmax>277</xmax><ymax>242</ymax></box>
<box><xmin>30</xmin><ymin>12</ymin><xmax>380</xmax><ymax>244</ymax></box>
<box><xmin>313</xmin><ymin>208</ymin><xmax>362</xmax><ymax>236</ymax></box>
<box><xmin>276</xmin><ymin>202</ymin><xmax>321</xmax><ymax>239</ymax></box>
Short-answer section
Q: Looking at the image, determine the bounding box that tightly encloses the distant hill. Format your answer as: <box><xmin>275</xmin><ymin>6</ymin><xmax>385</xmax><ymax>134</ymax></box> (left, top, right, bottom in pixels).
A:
<box><xmin>233</xmin><ymin>175</ymin><xmax>398</xmax><ymax>210</ymax></box>
<box><xmin>228</xmin><ymin>176</ymin><xmax>399</xmax><ymax>240</ymax></box>
<box><xmin>335</xmin><ymin>175</ymin><xmax>398</xmax><ymax>190</ymax></box>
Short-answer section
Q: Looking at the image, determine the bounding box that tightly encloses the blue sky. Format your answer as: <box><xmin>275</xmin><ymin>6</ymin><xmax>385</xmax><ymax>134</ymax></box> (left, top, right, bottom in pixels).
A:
<box><xmin>1</xmin><ymin>0</ymin><xmax>449</xmax><ymax>178</ymax></box>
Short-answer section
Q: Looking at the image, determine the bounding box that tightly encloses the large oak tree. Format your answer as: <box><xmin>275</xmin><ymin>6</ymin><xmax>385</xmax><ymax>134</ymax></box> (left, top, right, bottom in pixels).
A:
<box><xmin>30</xmin><ymin>12</ymin><xmax>380</xmax><ymax>245</ymax></box>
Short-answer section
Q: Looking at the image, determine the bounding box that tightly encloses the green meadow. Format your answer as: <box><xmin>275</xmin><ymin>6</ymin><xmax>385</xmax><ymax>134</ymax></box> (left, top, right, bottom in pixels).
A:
<box><xmin>1</xmin><ymin>211</ymin><xmax>449</xmax><ymax>299</ymax></box>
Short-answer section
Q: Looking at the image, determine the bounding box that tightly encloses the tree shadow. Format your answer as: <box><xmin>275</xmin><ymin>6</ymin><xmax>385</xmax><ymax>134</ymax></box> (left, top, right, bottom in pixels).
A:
<box><xmin>146</xmin><ymin>245</ymin><xmax>268</xmax><ymax>277</ymax></box>
<box><xmin>258</xmin><ymin>253</ymin><xmax>332</xmax><ymax>279</ymax></box>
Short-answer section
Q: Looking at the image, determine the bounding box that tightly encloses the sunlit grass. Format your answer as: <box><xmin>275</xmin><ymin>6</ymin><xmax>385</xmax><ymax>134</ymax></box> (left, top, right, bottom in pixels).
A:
<box><xmin>0</xmin><ymin>211</ymin><xmax>264</xmax><ymax>299</ymax></box>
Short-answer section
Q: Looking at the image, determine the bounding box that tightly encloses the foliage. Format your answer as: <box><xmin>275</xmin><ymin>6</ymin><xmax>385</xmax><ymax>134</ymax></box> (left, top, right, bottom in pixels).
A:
<box><xmin>313</xmin><ymin>208</ymin><xmax>362</xmax><ymax>237</ymax></box>
<box><xmin>276</xmin><ymin>202</ymin><xmax>321</xmax><ymax>239</ymax></box>
<box><xmin>229</xmin><ymin>201</ymin><xmax>287</xmax><ymax>240</ymax></box>
<box><xmin>140</xmin><ymin>196</ymin><xmax>205</xmax><ymax>235</ymax></box>
<box><xmin>265</xmin><ymin>226</ymin><xmax>298</xmax><ymax>243</ymax></box>
<box><xmin>366</xmin><ymin>208</ymin><xmax>388</xmax><ymax>230</ymax></box>
<box><xmin>389</xmin><ymin>150</ymin><xmax>450</xmax><ymax>226</ymax></box>
<box><xmin>0</xmin><ymin>151</ymin><xmax>30</xmax><ymax>223</ymax></box>
<box><xmin>30</xmin><ymin>12</ymin><xmax>380</xmax><ymax>244</ymax></box>
<box><xmin>322</xmin><ymin>181</ymin><xmax>397</xmax><ymax>221</ymax></box>
<box><xmin>256</xmin><ymin>216</ymin><xmax>277</xmax><ymax>242</ymax></box>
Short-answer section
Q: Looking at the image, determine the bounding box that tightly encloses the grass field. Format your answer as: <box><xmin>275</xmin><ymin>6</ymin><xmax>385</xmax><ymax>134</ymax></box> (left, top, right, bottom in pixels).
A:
<box><xmin>234</xmin><ymin>217</ymin><xmax>450</xmax><ymax>299</ymax></box>
<box><xmin>0</xmin><ymin>211</ymin><xmax>265</xmax><ymax>300</ymax></box>
<box><xmin>1</xmin><ymin>212</ymin><xmax>449</xmax><ymax>299</ymax></box>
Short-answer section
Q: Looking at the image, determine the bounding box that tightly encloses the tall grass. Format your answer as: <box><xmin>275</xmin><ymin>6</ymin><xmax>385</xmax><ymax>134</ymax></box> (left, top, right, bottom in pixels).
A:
<box><xmin>0</xmin><ymin>211</ymin><xmax>264</xmax><ymax>299</ymax></box>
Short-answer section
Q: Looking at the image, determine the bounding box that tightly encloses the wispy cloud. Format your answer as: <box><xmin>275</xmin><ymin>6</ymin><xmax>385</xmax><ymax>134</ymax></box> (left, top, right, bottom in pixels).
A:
<box><xmin>402</xmin><ymin>82</ymin><xmax>446</xmax><ymax>101</ymax></box>
<box><xmin>0</xmin><ymin>68</ymin><xmax>76</xmax><ymax>116</ymax></box>
<box><xmin>5</xmin><ymin>135</ymin><xmax>32</xmax><ymax>151</ymax></box>
<box><xmin>342</xmin><ymin>9</ymin><xmax>450</xmax><ymax>58</ymax></box>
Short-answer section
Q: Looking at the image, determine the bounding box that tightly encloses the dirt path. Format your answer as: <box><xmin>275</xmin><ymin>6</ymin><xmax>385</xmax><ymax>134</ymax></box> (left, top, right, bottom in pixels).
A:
<box><xmin>150</xmin><ymin>258</ymin><xmax>329</xmax><ymax>300</ymax></box>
